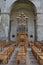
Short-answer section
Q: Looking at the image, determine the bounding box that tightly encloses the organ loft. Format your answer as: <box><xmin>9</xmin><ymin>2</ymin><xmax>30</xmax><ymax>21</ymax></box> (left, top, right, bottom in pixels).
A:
<box><xmin>17</xmin><ymin>12</ymin><xmax>28</xmax><ymax>46</ymax></box>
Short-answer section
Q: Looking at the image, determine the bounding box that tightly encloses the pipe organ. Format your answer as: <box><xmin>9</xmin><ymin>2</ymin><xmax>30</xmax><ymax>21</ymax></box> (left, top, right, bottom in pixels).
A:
<box><xmin>16</xmin><ymin>12</ymin><xmax>28</xmax><ymax>45</ymax></box>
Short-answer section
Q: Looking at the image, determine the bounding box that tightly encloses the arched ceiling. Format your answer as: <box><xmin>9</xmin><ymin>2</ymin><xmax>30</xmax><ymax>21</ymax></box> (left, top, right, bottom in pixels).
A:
<box><xmin>11</xmin><ymin>0</ymin><xmax>37</xmax><ymax>16</ymax></box>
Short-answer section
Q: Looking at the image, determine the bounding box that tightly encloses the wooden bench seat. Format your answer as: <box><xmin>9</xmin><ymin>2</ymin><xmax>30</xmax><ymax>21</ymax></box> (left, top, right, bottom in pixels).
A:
<box><xmin>0</xmin><ymin>44</ymin><xmax>15</xmax><ymax>64</ymax></box>
<box><xmin>32</xmin><ymin>45</ymin><xmax>43</xmax><ymax>65</ymax></box>
<box><xmin>41</xmin><ymin>46</ymin><xmax>43</xmax><ymax>52</ymax></box>
<box><xmin>32</xmin><ymin>46</ymin><xmax>41</xmax><ymax>58</ymax></box>
<box><xmin>37</xmin><ymin>55</ymin><xmax>43</xmax><ymax>65</ymax></box>
<box><xmin>0</xmin><ymin>54</ymin><xmax>8</xmax><ymax>63</ymax></box>
<box><xmin>28</xmin><ymin>41</ymin><xmax>34</xmax><ymax>47</ymax></box>
<box><xmin>0</xmin><ymin>40</ymin><xmax>6</xmax><ymax>51</ymax></box>
<box><xmin>34</xmin><ymin>42</ymin><xmax>42</xmax><ymax>49</ymax></box>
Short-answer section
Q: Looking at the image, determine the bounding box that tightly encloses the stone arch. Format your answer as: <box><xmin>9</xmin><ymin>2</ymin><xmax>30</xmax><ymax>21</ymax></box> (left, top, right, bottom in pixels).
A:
<box><xmin>6</xmin><ymin>0</ymin><xmax>37</xmax><ymax>13</ymax></box>
<box><xmin>8</xmin><ymin>0</ymin><xmax>37</xmax><ymax>41</ymax></box>
<box><xmin>10</xmin><ymin>0</ymin><xmax>37</xmax><ymax>13</ymax></box>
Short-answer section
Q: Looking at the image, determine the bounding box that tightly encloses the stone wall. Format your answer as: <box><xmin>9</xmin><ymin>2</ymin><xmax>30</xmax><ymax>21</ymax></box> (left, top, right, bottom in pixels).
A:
<box><xmin>10</xmin><ymin>10</ymin><xmax>35</xmax><ymax>41</ymax></box>
<box><xmin>0</xmin><ymin>0</ymin><xmax>43</xmax><ymax>41</ymax></box>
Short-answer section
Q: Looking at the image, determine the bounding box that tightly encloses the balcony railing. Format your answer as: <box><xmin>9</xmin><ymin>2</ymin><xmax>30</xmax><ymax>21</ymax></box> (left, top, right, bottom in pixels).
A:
<box><xmin>17</xmin><ymin>28</ymin><xmax>28</xmax><ymax>32</ymax></box>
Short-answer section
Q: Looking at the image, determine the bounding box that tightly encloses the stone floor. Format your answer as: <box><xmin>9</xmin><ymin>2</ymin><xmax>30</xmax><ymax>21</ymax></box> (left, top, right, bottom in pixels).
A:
<box><xmin>27</xmin><ymin>48</ymin><xmax>39</xmax><ymax>65</ymax></box>
<box><xmin>0</xmin><ymin>47</ymin><xmax>39</xmax><ymax>65</ymax></box>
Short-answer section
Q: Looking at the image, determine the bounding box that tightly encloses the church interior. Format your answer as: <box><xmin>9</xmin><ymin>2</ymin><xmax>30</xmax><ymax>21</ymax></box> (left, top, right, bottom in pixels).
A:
<box><xmin>0</xmin><ymin>0</ymin><xmax>43</xmax><ymax>65</ymax></box>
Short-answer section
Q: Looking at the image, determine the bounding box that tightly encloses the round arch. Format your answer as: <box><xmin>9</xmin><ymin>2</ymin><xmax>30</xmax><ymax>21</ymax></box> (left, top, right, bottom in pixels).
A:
<box><xmin>10</xmin><ymin>0</ymin><xmax>37</xmax><ymax>14</ymax></box>
<box><xmin>8</xmin><ymin>0</ymin><xmax>37</xmax><ymax>41</ymax></box>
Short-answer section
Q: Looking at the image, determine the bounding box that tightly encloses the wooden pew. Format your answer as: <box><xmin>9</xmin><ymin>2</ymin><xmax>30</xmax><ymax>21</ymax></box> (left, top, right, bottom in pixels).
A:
<box><xmin>5</xmin><ymin>41</ymin><xmax>18</xmax><ymax>47</ymax></box>
<box><xmin>41</xmin><ymin>46</ymin><xmax>43</xmax><ymax>52</ymax></box>
<box><xmin>36</xmin><ymin>46</ymin><xmax>43</xmax><ymax>65</ymax></box>
<box><xmin>32</xmin><ymin>43</ymin><xmax>43</xmax><ymax>65</ymax></box>
<box><xmin>0</xmin><ymin>40</ymin><xmax>6</xmax><ymax>51</ymax></box>
<box><xmin>32</xmin><ymin>46</ymin><xmax>41</xmax><ymax>59</ymax></box>
<box><xmin>36</xmin><ymin>52</ymin><xmax>43</xmax><ymax>65</ymax></box>
<box><xmin>28</xmin><ymin>41</ymin><xmax>34</xmax><ymax>47</ymax></box>
<box><xmin>16</xmin><ymin>46</ymin><xmax>27</xmax><ymax>65</ymax></box>
<box><xmin>0</xmin><ymin>44</ymin><xmax>15</xmax><ymax>64</ymax></box>
<box><xmin>34</xmin><ymin>41</ymin><xmax>42</xmax><ymax>49</ymax></box>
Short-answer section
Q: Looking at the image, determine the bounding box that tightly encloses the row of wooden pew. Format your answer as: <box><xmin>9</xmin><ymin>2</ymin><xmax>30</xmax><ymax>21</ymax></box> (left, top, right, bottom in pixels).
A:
<box><xmin>28</xmin><ymin>41</ymin><xmax>43</xmax><ymax>47</ymax></box>
<box><xmin>29</xmin><ymin>41</ymin><xmax>43</xmax><ymax>65</ymax></box>
<box><xmin>16</xmin><ymin>46</ymin><xmax>27</xmax><ymax>65</ymax></box>
<box><xmin>0</xmin><ymin>40</ymin><xmax>18</xmax><ymax>51</ymax></box>
<box><xmin>0</xmin><ymin>42</ymin><xmax>17</xmax><ymax>64</ymax></box>
<box><xmin>0</xmin><ymin>40</ymin><xmax>6</xmax><ymax>51</ymax></box>
<box><xmin>0</xmin><ymin>44</ymin><xmax>15</xmax><ymax>63</ymax></box>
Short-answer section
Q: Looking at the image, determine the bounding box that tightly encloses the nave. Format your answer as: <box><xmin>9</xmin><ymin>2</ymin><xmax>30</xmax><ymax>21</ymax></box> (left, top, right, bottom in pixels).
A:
<box><xmin>0</xmin><ymin>40</ymin><xmax>43</xmax><ymax>65</ymax></box>
<box><xmin>6</xmin><ymin>47</ymin><xmax>39</xmax><ymax>65</ymax></box>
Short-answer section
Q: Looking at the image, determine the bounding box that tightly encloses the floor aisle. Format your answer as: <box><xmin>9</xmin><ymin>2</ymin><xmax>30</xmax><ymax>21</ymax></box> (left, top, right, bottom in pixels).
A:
<box><xmin>7</xmin><ymin>47</ymin><xmax>19</xmax><ymax>65</ymax></box>
<box><xmin>1</xmin><ymin>47</ymin><xmax>39</xmax><ymax>65</ymax></box>
<box><xmin>27</xmin><ymin>48</ymin><xmax>39</xmax><ymax>65</ymax></box>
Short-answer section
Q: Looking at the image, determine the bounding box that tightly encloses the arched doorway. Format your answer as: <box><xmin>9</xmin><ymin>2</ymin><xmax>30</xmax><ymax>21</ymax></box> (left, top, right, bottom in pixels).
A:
<box><xmin>9</xmin><ymin>0</ymin><xmax>37</xmax><ymax>42</ymax></box>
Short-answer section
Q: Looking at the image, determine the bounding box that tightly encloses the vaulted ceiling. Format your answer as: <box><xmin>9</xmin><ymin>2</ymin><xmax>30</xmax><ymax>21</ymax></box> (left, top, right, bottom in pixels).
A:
<box><xmin>11</xmin><ymin>0</ymin><xmax>37</xmax><ymax>16</ymax></box>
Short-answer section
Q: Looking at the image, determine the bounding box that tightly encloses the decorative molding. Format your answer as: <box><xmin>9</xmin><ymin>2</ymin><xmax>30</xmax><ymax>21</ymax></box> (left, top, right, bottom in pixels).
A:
<box><xmin>0</xmin><ymin>13</ymin><xmax>10</xmax><ymax>15</ymax></box>
<box><xmin>36</xmin><ymin>13</ymin><xmax>43</xmax><ymax>14</ymax></box>
<box><xmin>0</xmin><ymin>12</ymin><xmax>43</xmax><ymax>15</ymax></box>
<box><xmin>37</xmin><ymin>25</ymin><xmax>43</xmax><ymax>26</ymax></box>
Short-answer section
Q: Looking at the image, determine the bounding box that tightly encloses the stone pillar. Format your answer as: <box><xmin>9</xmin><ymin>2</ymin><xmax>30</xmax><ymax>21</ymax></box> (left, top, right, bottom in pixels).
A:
<box><xmin>1</xmin><ymin>13</ymin><xmax>10</xmax><ymax>41</ymax></box>
<box><xmin>37</xmin><ymin>13</ymin><xmax>43</xmax><ymax>41</ymax></box>
<box><xmin>34</xmin><ymin>19</ymin><xmax>37</xmax><ymax>41</ymax></box>
<box><xmin>8</xmin><ymin>19</ymin><xmax>11</xmax><ymax>40</ymax></box>
<box><xmin>0</xmin><ymin>14</ymin><xmax>1</xmax><ymax>23</ymax></box>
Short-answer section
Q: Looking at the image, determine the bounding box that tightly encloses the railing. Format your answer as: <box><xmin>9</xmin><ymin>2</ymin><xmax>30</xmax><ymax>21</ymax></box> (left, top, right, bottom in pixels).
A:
<box><xmin>17</xmin><ymin>28</ymin><xmax>28</xmax><ymax>32</ymax></box>
<box><xmin>17</xmin><ymin>26</ymin><xmax>28</xmax><ymax>32</ymax></box>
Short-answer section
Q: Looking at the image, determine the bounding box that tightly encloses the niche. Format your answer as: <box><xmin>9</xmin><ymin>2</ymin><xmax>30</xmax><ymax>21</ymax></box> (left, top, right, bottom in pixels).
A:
<box><xmin>12</xmin><ymin>35</ymin><xmax>15</xmax><ymax>38</ymax></box>
<box><xmin>30</xmin><ymin>35</ymin><xmax>33</xmax><ymax>38</ymax></box>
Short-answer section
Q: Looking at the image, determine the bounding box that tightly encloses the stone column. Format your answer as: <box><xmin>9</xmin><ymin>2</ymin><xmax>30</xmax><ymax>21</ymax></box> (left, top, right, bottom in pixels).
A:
<box><xmin>1</xmin><ymin>13</ymin><xmax>10</xmax><ymax>41</ymax></box>
<box><xmin>34</xmin><ymin>19</ymin><xmax>37</xmax><ymax>41</ymax></box>
<box><xmin>8</xmin><ymin>19</ymin><xmax>11</xmax><ymax>40</ymax></box>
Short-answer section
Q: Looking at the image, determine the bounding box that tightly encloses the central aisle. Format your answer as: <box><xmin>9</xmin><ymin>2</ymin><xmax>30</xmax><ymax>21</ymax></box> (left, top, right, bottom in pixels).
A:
<box><xmin>6</xmin><ymin>47</ymin><xmax>39</xmax><ymax>65</ymax></box>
